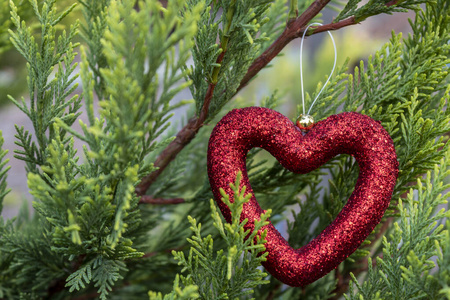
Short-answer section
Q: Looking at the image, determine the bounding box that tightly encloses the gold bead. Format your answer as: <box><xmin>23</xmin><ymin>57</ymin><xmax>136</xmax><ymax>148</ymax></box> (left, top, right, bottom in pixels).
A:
<box><xmin>296</xmin><ymin>114</ymin><xmax>315</xmax><ymax>132</ymax></box>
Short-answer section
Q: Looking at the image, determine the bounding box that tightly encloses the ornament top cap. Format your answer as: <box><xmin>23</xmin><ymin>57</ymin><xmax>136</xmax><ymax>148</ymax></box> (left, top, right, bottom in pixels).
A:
<box><xmin>296</xmin><ymin>114</ymin><xmax>314</xmax><ymax>133</ymax></box>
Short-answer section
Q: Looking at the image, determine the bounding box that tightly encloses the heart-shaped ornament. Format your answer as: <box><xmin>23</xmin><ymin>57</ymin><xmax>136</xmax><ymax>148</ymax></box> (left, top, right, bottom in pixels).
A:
<box><xmin>207</xmin><ymin>107</ymin><xmax>398</xmax><ymax>287</ymax></box>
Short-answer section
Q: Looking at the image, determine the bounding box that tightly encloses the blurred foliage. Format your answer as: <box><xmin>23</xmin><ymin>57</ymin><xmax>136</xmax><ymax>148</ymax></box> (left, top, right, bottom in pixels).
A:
<box><xmin>0</xmin><ymin>0</ymin><xmax>80</xmax><ymax>107</ymax></box>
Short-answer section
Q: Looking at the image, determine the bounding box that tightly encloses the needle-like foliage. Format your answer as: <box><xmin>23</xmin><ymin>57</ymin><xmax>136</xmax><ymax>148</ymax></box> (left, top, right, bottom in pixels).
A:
<box><xmin>168</xmin><ymin>172</ymin><xmax>270</xmax><ymax>300</ymax></box>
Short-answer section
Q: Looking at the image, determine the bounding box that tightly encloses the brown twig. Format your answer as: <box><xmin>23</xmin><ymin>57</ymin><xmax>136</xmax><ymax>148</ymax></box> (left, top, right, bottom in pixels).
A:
<box><xmin>237</xmin><ymin>0</ymin><xmax>333</xmax><ymax>92</ymax></box>
<box><xmin>71</xmin><ymin>291</ymin><xmax>100</xmax><ymax>300</ymax></box>
<box><xmin>370</xmin><ymin>217</ymin><xmax>393</xmax><ymax>256</ymax></box>
<box><xmin>136</xmin><ymin>33</ymin><xmax>228</xmax><ymax>197</ymax></box>
<box><xmin>139</xmin><ymin>196</ymin><xmax>185</xmax><ymax>205</ymax></box>
<box><xmin>135</xmin><ymin>116</ymin><xmax>202</xmax><ymax>196</ymax></box>
<box><xmin>135</xmin><ymin>91</ymin><xmax>217</xmax><ymax>198</ymax></box>
<box><xmin>311</xmin><ymin>17</ymin><xmax>358</xmax><ymax>34</ymax></box>
<box><xmin>309</xmin><ymin>0</ymin><xmax>402</xmax><ymax>37</ymax></box>
<box><xmin>386</xmin><ymin>0</ymin><xmax>402</xmax><ymax>6</ymax></box>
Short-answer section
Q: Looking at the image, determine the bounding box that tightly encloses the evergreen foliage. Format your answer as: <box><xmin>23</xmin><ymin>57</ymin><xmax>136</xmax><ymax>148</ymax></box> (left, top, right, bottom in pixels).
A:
<box><xmin>0</xmin><ymin>0</ymin><xmax>449</xmax><ymax>299</ymax></box>
<box><xmin>167</xmin><ymin>172</ymin><xmax>270</xmax><ymax>299</ymax></box>
<box><xmin>0</xmin><ymin>1</ymin><xmax>35</xmax><ymax>54</ymax></box>
<box><xmin>346</xmin><ymin>149</ymin><xmax>450</xmax><ymax>300</ymax></box>
<box><xmin>8</xmin><ymin>0</ymin><xmax>80</xmax><ymax>174</ymax></box>
<box><xmin>335</xmin><ymin>0</ymin><xmax>430</xmax><ymax>23</ymax></box>
<box><xmin>78</xmin><ymin>0</ymin><xmax>110</xmax><ymax>99</ymax></box>
<box><xmin>0</xmin><ymin>131</ymin><xmax>10</xmax><ymax>217</ymax></box>
<box><xmin>0</xmin><ymin>1</ymin><xmax>11</xmax><ymax>54</ymax></box>
<box><xmin>186</xmin><ymin>0</ymin><xmax>288</xmax><ymax>118</ymax></box>
<box><xmin>0</xmin><ymin>2</ymin><xmax>37</xmax><ymax>107</ymax></box>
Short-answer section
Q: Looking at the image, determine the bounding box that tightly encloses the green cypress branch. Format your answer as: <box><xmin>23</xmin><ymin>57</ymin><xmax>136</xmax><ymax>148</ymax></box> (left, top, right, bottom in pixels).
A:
<box><xmin>149</xmin><ymin>274</ymin><xmax>200</xmax><ymax>300</ymax></box>
<box><xmin>288</xmin><ymin>0</ymin><xmax>299</xmax><ymax>21</ymax></box>
<box><xmin>78</xmin><ymin>0</ymin><xmax>110</xmax><ymax>100</ymax></box>
<box><xmin>169</xmin><ymin>172</ymin><xmax>270</xmax><ymax>299</ymax></box>
<box><xmin>8</xmin><ymin>0</ymin><xmax>81</xmax><ymax>174</ymax></box>
<box><xmin>346</xmin><ymin>148</ymin><xmax>450</xmax><ymax>299</ymax></box>
<box><xmin>0</xmin><ymin>131</ymin><xmax>10</xmax><ymax>216</ymax></box>
<box><xmin>0</xmin><ymin>1</ymin><xmax>12</xmax><ymax>54</ymax></box>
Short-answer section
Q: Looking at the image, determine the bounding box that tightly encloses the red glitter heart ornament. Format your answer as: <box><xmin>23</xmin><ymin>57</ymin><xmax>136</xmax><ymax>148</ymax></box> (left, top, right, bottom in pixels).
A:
<box><xmin>207</xmin><ymin>107</ymin><xmax>398</xmax><ymax>287</ymax></box>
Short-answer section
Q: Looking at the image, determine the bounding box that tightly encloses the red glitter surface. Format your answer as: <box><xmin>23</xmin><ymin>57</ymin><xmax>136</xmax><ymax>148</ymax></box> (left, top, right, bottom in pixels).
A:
<box><xmin>207</xmin><ymin>107</ymin><xmax>398</xmax><ymax>287</ymax></box>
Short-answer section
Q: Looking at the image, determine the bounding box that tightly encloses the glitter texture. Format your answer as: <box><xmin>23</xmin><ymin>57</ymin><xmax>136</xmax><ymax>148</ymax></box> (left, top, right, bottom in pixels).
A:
<box><xmin>207</xmin><ymin>107</ymin><xmax>398</xmax><ymax>287</ymax></box>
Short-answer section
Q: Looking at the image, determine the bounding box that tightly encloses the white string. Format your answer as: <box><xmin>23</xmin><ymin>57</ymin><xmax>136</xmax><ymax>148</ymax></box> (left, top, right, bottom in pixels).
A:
<box><xmin>299</xmin><ymin>22</ymin><xmax>337</xmax><ymax>116</ymax></box>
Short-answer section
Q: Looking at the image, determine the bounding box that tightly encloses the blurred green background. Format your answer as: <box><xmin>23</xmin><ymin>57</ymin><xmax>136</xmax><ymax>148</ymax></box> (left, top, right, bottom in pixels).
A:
<box><xmin>0</xmin><ymin>1</ymin><xmax>414</xmax><ymax>218</ymax></box>
<box><xmin>0</xmin><ymin>0</ymin><xmax>81</xmax><ymax>106</ymax></box>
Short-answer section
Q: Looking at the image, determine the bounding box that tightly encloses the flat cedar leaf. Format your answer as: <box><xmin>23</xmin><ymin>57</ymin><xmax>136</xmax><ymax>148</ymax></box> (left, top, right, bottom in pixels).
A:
<box><xmin>65</xmin><ymin>263</ymin><xmax>92</xmax><ymax>292</ymax></box>
<box><xmin>0</xmin><ymin>131</ymin><xmax>9</xmax><ymax>213</ymax></box>
<box><xmin>92</xmin><ymin>258</ymin><xmax>127</xmax><ymax>300</ymax></box>
<box><xmin>173</xmin><ymin>172</ymin><xmax>269</xmax><ymax>299</ymax></box>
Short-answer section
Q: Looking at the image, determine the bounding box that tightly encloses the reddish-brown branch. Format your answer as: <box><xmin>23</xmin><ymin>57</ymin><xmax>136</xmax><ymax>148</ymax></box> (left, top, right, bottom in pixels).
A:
<box><xmin>370</xmin><ymin>217</ymin><xmax>393</xmax><ymax>256</ymax></box>
<box><xmin>237</xmin><ymin>0</ymin><xmax>332</xmax><ymax>92</ymax></box>
<box><xmin>142</xmin><ymin>252</ymin><xmax>158</xmax><ymax>258</ymax></box>
<box><xmin>311</xmin><ymin>17</ymin><xmax>357</xmax><ymax>34</ymax></box>
<box><xmin>135</xmin><ymin>116</ymin><xmax>203</xmax><ymax>196</ymax></box>
<box><xmin>386</xmin><ymin>0</ymin><xmax>402</xmax><ymax>7</ymax></box>
<box><xmin>47</xmin><ymin>255</ymin><xmax>86</xmax><ymax>297</ymax></box>
<box><xmin>136</xmin><ymin>46</ymin><xmax>222</xmax><ymax>196</ymax></box>
<box><xmin>264</xmin><ymin>284</ymin><xmax>281</xmax><ymax>300</ymax></box>
<box><xmin>310</xmin><ymin>0</ymin><xmax>402</xmax><ymax>37</ymax></box>
<box><xmin>72</xmin><ymin>291</ymin><xmax>100</xmax><ymax>300</ymax></box>
<box><xmin>197</xmin><ymin>83</ymin><xmax>217</xmax><ymax>127</ymax></box>
<box><xmin>135</xmin><ymin>87</ymin><xmax>216</xmax><ymax>198</ymax></box>
<box><xmin>334</xmin><ymin>266</ymin><xmax>344</xmax><ymax>295</ymax></box>
<box><xmin>139</xmin><ymin>196</ymin><xmax>185</xmax><ymax>205</ymax></box>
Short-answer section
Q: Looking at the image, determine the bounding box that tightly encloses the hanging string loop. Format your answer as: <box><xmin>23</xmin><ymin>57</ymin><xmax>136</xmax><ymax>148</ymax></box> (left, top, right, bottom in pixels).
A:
<box><xmin>298</xmin><ymin>22</ymin><xmax>337</xmax><ymax>133</ymax></box>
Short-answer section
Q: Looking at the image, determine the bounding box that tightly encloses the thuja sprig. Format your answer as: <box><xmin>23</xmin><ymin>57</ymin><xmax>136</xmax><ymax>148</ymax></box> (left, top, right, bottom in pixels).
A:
<box><xmin>58</xmin><ymin>0</ymin><xmax>205</xmax><ymax>298</ymax></box>
<box><xmin>346</xmin><ymin>147</ymin><xmax>450</xmax><ymax>299</ymax></box>
<box><xmin>0</xmin><ymin>1</ymin><xmax>11</xmax><ymax>54</ymax></box>
<box><xmin>0</xmin><ymin>131</ymin><xmax>10</xmax><ymax>216</ymax></box>
<box><xmin>78</xmin><ymin>0</ymin><xmax>110</xmax><ymax>100</ymax></box>
<box><xmin>170</xmin><ymin>172</ymin><xmax>270</xmax><ymax>299</ymax></box>
<box><xmin>8</xmin><ymin>0</ymin><xmax>81</xmax><ymax>174</ymax></box>
<box><xmin>336</xmin><ymin>0</ymin><xmax>432</xmax><ymax>23</ymax></box>
<box><xmin>5</xmin><ymin>0</ymin><xmax>206</xmax><ymax>298</ymax></box>
<box><xmin>2</xmin><ymin>0</ymin><xmax>449</xmax><ymax>298</ymax></box>
<box><xmin>148</xmin><ymin>274</ymin><xmax>200</xmax><ymax>300</ymax></box>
